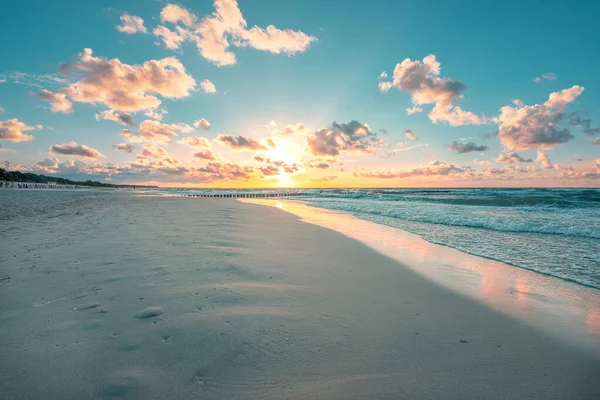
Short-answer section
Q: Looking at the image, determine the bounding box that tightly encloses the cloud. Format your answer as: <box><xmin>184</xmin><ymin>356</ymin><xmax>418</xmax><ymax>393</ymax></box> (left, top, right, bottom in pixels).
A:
<box><xmin>594</xmin><ymin>138</ymin><xmax>600</xmax><ymax>147</ymax></box>
<box><xmin>95</xmin><ymin>110</ymin><xmax>136</xmax><ymax>126</ymax></box>
<box><xmin>39</xmin><ymin>48</ymin><xmax>196</xmax><ymax>113</ymax></box>
<box><xmin>403</xmin><ymin>129</ymin><xmax>416</xmax><ymax>140</ymax></box>
<box><xmin>406</xmin><ymin>105</ymin><xmax>423</xmax><ymax>115</ymax></box>
<box><xmin>0</xmin><ymin>118</ymin><xmax>36</xmax><ymax>142</ymax></box>
<box><xmin>50</xmin><ymin>142</ymin><xmax>106</xmax><ymax>158</ymax></box>
<box><xmin>495</xmin><ymin>152</ymin><xmax>533</xmax><ymax>163</ymax></box>
<box><xmin>0</xmin><ymin>107</ymin><xmax>4</xmax><ymax>113</ymax></box>
<box><xmin>122</xmin><ymin>120</ymin><xmax>193</xmax><ymax>143</ymax></box>
<box><xmin>497</xmin><ymin>86</ymin><xmax>584</xmax><ymax>151</ymax></box>
<box><xmin>312</xmin><ymin>176</ymin><xmax>338</xmax><ymax>182</ymax></box>
<box><xmin>195</xmin><ymin>161</ymin><xmax>254</xmax><ymax>181</ymax></box>
<box><xmin>160</xmin><ymin>4</ymin><xmax>197</xmax><ymax>27</ymax></box>
<box><xmin>384</xmin><ymin>54</ymin><xmax>486</xmax><ymax>126</ymax></box>
<box><xmin>0</xmin><ymin>145</ymin><xmax>16</xmax><ymax>153</ymax></box>
<box><xmin>145</xmin><ymin>108</ymin><xmax>168</xmax><ymax>121</ymax></box>
<box><xmin>194</xmin><ymin>150</ymin><xmax>217</xmax><ymax>161</ymax></box>
<box><xmin>378</xmin><ymin>81</ymin><xmax>392</xmax><ymax>92</ymax></box>
<box><xmin>533</xmin><ymin>72</ymin><xmax>557</xmax><ymax>83</ymax></box>
<box><xmin>113</xmin><ymin>143</ymin><xmax>134</xmax><ymax>153</ymax></box>
<box><xmin>379</xmin><ymin>72</ymin><xmax>387</xmax><ymax>79</ymax></box>
<box><xmin>265</xmin><ymin>138</ymin><xmax>276</xmax><ymax>148</ymax></box>
<box><xmin>217</xmin><ymin>134</ymin><xmax>267</xmax><ymax>151</ymax></box>
<box><xmin>356</xmin><ymin>160</ymin><xmax>473</xmax><ymax>179</ymax></box>
<box><xmin>535</xmin><ymin>151</ymin><xmax>553</xmax><ymax>169</ymax></box>
<box><xmin>200</xmin><ymin>79</ymin><xmax>217</xmax><ymax>93</ymax></box>
<box><xmin>117</xmin><ymin>13</ymin><xmax>148</xmax><ymax>34</ymax></box>
<box><xmin>38</xmin><ymin>89</ymin><xmax>73</xmax><ymax>113</ymax></box>
<box><xmin>306</xmin><ymin>120</ymin><xmax>382</xmax><ymax>157</ymax></box>
<box><xmin>178</xmin><ymin>136</ymin><xmax>211</xmax><ymax>148</ymax></box>
<box><xmin>137</xmin><ymin>143</ymin><xmax>168</xmax><ymax>159</ymax></box>
<box><xmin>194</xmin><ymin>118</ymin><xmax>211</xmax><ymax>129</ymax></box>
<box><xmin>153</xmin><ymin>0</ymin><xmax>316</xmax><ymax>66</ymax></box>
<box><xmin>446</xmin><ymin>141</ymin><xmax>488</xmax><ymax>154</ymax></box>
<box><xmin>267</xmin><ymin>121</ymin><xmax>305</xmax><ymax>136</ymax></box>
<box><xmin>303</xmin><ymin>158</ymin><xmax>331</xmax><ymax>169</ymax></box>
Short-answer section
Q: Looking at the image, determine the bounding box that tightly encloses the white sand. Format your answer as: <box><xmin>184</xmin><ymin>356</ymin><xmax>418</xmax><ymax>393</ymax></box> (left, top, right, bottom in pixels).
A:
<box><xmin>0</xmin><ymin>190</ymin><xmax>599</xmax><ymax>399</ymax></box>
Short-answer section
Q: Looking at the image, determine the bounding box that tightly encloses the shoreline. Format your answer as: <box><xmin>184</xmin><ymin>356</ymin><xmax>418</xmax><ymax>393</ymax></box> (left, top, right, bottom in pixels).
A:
<box><xmin>242</xmin><ymin>198</ymin><xmax>600</xmax><ymax>354</ymax></box>
<box><xmin>1</xmin><ymin>190</ymin><xmax>599</xmax><ymax>399</ymax></box>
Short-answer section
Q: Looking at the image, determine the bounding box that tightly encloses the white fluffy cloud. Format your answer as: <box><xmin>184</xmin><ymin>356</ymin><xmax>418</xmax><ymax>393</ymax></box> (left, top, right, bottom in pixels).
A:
<box><xmin>0</xmin><ymin>119</ymin><xmax>37</xmax><ymax>142</ymax></box>
<box><xmin>200</xmin><ymin>79</ymin><xmax>217</xmax><ymax>94</ymax></box>
<box><xmin>193</xmin><ymin>118</ymin><xmax>211</xmax><ymax>129</ymax></box>
<box><xmin>380</xmin><ymin>54</ymin><xmax>486</xmax><ymax>126</ymax></box>
<box><xmin>50</xmin><ymin>142</ymin><xmax>106</xmax><ymax>159</ymax></box>
<box><xmin>39</xmin><ymin>48</ymin><xmax>196</xmax><ymax>113</ymax></box>
<box><xmin>495</xmin><ymin>152</ymin><xmax>533</xmax><ymax>163</ymax></box>
<box><xmin>497</xmin><ymin>86</ymin><xmax>584</xmax><ymax>151</ymax></box>
<box><xmin>122</xmin><ymin>120</ymin><xmax>194</xmax><ymax>143</ymax></box>
<box><xmin>178</xmin><ymin>136</ymin><xmax>211</xmax><ymax>148</ymax></box>
<box><xmin>153</xmin><ymin>0</ymin><xmax>317</xmax><ymax>66</ymax></box>
<box><xmin>38</xmin><ymin>89</ymin><xmax>73</xmax><ymax>114</ymax></box>
<box><xmin>117</xmin><ymin>13</ymin><xmax>148</xmax><ymax>34</ymax></box>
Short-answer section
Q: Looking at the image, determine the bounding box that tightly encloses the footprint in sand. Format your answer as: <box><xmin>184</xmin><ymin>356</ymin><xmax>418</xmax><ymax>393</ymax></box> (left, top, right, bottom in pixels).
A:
<box><xmin>134</xmin><ymin>306</ymin><xmax>164</xmax><ymax>319</ymax></box>
<box><xmin>74</xmin><ymin>302</ymin><xmax>101</xmax><ymax>310</ymax></box>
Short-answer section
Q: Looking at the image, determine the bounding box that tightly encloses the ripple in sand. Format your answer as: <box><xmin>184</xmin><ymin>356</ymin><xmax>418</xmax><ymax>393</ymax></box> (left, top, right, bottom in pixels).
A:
<box><xmin>134</xmin><ymin>306</ymin><xmax>164</xmax><ymax>319</ymax></box>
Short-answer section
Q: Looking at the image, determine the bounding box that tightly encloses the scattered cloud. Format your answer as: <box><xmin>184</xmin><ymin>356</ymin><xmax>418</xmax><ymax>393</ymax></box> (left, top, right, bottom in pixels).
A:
<box><xmin>121</xmin><ymin>120</ymin><xmax>194</xmax><ymax>143</ymax></box>
<box><xmin>95</xmin><ymin>110</ymin><xmax>136</xmax><ymax>126</ymax></box>
<box><xmin>38</xmin><ymin>48</ymin><xmax>196</xmax><ymax>113</ymax></box>
<box><xmin>113</xmin><ymin>143</ymin><xmax>134</xmax><ymax>153</ymax></box>
<box><xmin>117</xmin><ymin>13</ymin><xmax>148</xmax><ymax>34</ymax></box>
<box><xmin>50</xmin><ymin>142</ymin><xmax>106</xmax><ymax>158</ymax></box>
<box><xmin>381</xmin><ymin>54</ymin><xmax>486</xmax><ymax>126</ymax></box>
<box><xmin>446</xmin><ymin>141</ymin><xmax>488</xmax><ymax>154</ymax></box>
<box><xmin>356</xmin><ymin>160</ymin><xmax>474</xmax><ymax>180</ymax></box>
<box><xmin>403</xmin><ymin>129</ymin><xmax>416</xmax><ymax>140</ymax></box>
<box><xmin>194</xmin><ymin>118</ymin><xmax>211</xmax><ymax>129</ymax></box>
<box><xmin>145</xmin><ymin>108</ymin><xmax>168</xmax><ymax>121</ymax></box>
<box><xmin>194</xmin><ymin>150</ymin><xmax>217</xmax><ymax>161</ymax></box>
<box><xmin>217</xmin><ymin>134</ymin><xmax>268</xmax><ymax>151</ymax></box>
<box><xmin>178</xmin><ymin>136</ymin><xmax>211</xmax><ymax>148</ymax></box>
<box><xmin>38</xmin><ymin>89</ymin><xmax>73</xmax><ymax>113</ymax></box>
<box><xmin>137</xmin><ymin>143</ymin><xmax>168</xmax><ymax>159</ymax></box>
<box><xmin>378</xmin><ymin>72</ymin><xmax>387</xmax><ymax>79</ymax></box>
<box><xmin>312</xmin><ymin>175</ymin><xmax>338</xmax><ymax>182</ymax></box>
<box><xmin>497</xmin><ymin>86</ymin><xmax>584</xmax><ymax>151</ymax></box>
<box><xmin>594</xmin><ymin>138</ymin><xmax>600</xmax><ymax>147</ymax></box>
<box><xmin>0</xmin><ymin>119</ymin><xmax>37</xmax><ymax>142</ymax></box>
<box><xmin>0</xmin><ymin>145</ymin><xmax>16</xmax><ymax>153</ymax></box>
<box><xmin>535</xmin><ymin>151</ymin><xmax>554</xmax><ymax>169</ymax></box>
<box><xmin>200</xmin><ymin>79</ymin><xmax>217</xmax><ymax>93</ymax></box>
<box><xmin>307</xmin><ymin>120</ymin><xmax>383</xmax><ymax>157</ymax></box>
<box><xmin>153</xmin><ymin>0</ymin><xmax>317</xmax><ymax>66</ymax></box>
<box><xmin>533</xmin><ymin>72</ymin><xmax>557</xmax><ymax>83</ymax></box>
<box><xmin>495</xmin><ymin>152</ymin><xmax>533</xmax><ymax>163</ymax></box>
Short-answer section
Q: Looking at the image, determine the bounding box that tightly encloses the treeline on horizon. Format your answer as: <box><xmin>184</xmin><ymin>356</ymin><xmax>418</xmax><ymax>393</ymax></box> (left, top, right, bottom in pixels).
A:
<box><xmin>0</xmin><ymin>168</ymin><xmax>156</xmax><ymax>188</ymax></box>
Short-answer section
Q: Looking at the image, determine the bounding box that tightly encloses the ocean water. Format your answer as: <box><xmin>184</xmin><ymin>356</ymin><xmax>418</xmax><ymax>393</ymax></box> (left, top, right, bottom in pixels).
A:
<box><xmin>162</xmin><ymin>188</ymin><xmax>600</xmax><ymax>290</ymax></box>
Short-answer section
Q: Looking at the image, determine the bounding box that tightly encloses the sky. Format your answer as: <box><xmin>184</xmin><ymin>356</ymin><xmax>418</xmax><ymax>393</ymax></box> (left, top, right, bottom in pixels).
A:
<box><xmin>0</xmin><ymin>0</ymin><xmax>599</xmax><ymax>188</ymax></box>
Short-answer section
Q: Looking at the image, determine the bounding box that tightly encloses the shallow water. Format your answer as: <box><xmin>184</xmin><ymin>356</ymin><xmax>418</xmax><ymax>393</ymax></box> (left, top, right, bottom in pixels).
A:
<box><xmin>161</xmin><ymin>188</ymin><xmax>600</xmax><ymax>290</ymax></box>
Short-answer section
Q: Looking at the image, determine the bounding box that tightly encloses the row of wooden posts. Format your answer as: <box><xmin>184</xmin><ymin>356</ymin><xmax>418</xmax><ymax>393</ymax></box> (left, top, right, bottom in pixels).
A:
<box><xmin>186</xmin><ymin>192</ymin><xmax>307</xmax><ymax>198</ymax></box>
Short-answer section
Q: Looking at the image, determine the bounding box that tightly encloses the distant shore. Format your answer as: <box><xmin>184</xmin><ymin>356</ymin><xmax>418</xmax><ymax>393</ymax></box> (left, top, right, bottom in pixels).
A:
<box><xmin>1</xmin><ymin>190</ymin><xmax>598</xmax><ymax>399</ymax></box>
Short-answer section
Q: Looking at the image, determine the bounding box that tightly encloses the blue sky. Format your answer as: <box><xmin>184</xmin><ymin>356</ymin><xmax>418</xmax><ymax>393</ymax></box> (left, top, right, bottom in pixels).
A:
<box><xmin>1</xmin><ymin>0</ymin><xmax>599</xmax><ymax>187</ymax></box>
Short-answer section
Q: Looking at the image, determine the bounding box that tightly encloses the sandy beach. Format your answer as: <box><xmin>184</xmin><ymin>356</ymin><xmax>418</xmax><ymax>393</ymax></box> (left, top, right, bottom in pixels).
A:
<box><xmin>1</xmin><ymin>190</ymin><xmax>599</xmax><ymax>400</ymax></box>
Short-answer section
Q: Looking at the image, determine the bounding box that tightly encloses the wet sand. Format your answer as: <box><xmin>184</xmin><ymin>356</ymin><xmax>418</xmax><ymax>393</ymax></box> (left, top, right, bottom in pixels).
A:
<box><xmin>0</xmin><ymin>190</ymin><xmax>599</xmax><ymax>399</ymax></box>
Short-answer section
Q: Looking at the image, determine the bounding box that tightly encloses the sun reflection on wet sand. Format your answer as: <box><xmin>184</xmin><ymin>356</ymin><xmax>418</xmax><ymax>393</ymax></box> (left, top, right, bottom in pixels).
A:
<box><xmin>242</xmin><ymin>198</ymin><xmax>600</xmax><ymax>353</ymax></box>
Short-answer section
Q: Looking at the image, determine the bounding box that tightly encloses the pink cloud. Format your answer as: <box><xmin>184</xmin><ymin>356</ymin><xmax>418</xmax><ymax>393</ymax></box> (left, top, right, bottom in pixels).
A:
<box><xmin>0</xmin><ymin>118</ymin><xmax>37</xmax><ymax>142</ymax></box>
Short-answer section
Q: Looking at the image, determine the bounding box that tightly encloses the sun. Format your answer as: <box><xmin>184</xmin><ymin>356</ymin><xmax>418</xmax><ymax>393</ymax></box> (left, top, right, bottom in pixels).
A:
<box><xmin>265</xmin><ymin>137</ymin><xmax>304</xmax><ymax>165</ymax></box>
